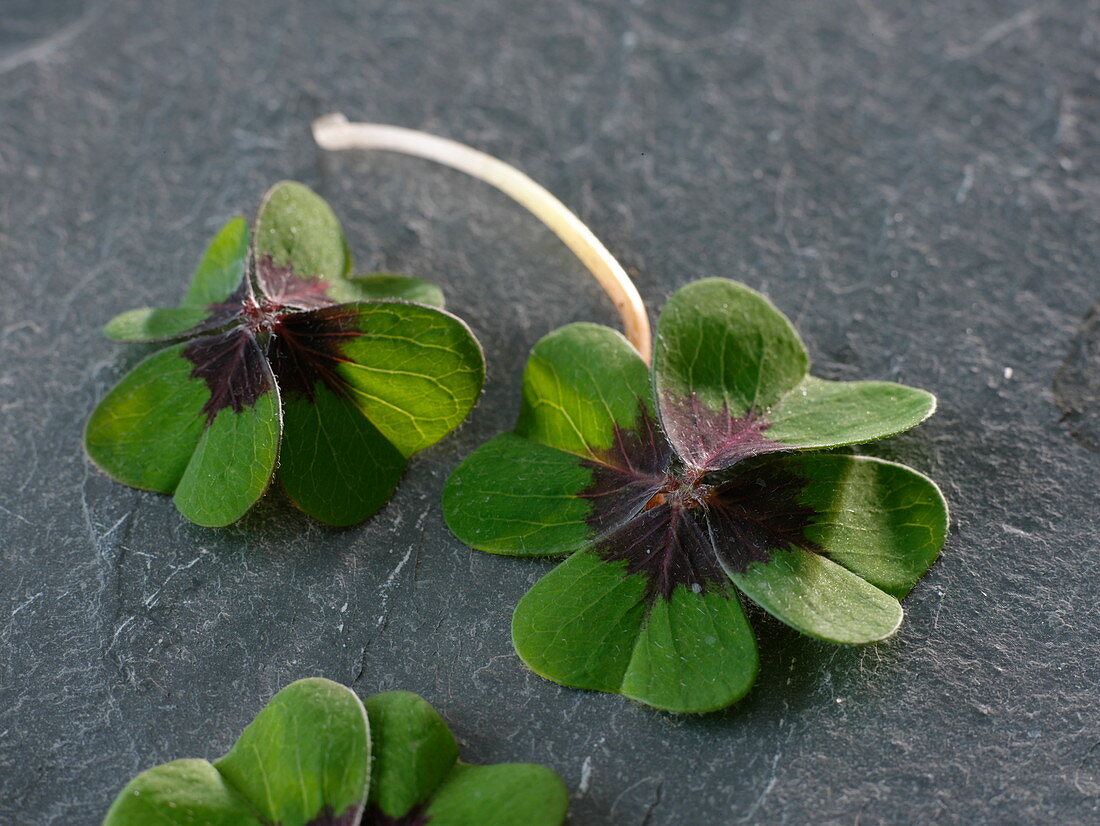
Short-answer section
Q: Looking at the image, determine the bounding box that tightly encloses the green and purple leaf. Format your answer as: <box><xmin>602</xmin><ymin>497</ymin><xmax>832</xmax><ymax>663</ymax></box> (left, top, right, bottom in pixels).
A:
<box><xmin>269</xmin><ymin>301</ymin><xmax>484</xmax><ymax>459</ymax></box>
<box><xmin>173</xmin><ymin>330</ymin><xmax>282</xmax><ymax>527</ymax></box>
<box><xmin>102</xmin><ymin>680</ymin><xmax>568</xmax><ymax>826</ymax></box>
<box><xmin>443</xmin><ymin>323</ymin><xmax>652</xmax><ymax>556</ymax></box>
<box><xmin>445</xmin><ymin>279</ymin><xmax>948</xmax><ymax>712</ymax></box>
<box><xmin>513</xmin><ymin>322</ymin><xmax>653</xmax><ymax>457</ymax></box>
<box><xmin>268</xmin><ymin>299</ymin><xmax>483</xmax><ymax>524</ymax></box>
<box><xmin>654</xmin><ymin>279</ymin><xmax>934</xmax><ymax>471</ymax></box>
<box><xmin>511</xmin><ymin>549</ymin><xmax>759</xmax><ymax>713</ymax></box>
<box><xmin>87</xmin><ymin>181</ymin><xmax>484</xmax><ymax>526</ymax></box>
<box><xmin>85</xmin><ymin>332</ymin><xmax>282</xmax><ymax>527</ymax></box>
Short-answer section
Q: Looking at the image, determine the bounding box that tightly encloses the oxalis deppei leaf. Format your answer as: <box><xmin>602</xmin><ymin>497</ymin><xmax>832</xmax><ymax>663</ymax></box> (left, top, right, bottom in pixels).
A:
<box><xmin>443</xmin><ymin>278</ymin><xmax>948</xmax><ymax>713</ymax></box>
<box><xmin>85</xmin><ymin>181</ymin><xmax>484</xmax><ymax>527</ymax></box>
<box><xmin>102</xmin><ymin>678</ymin><xmax>569</xmax><ymax>826</ymax></box>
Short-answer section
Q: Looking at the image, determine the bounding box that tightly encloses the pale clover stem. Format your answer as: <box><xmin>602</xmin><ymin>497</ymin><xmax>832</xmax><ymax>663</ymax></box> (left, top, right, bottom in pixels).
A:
<box><xmin>311</xmin><ymin>112</ymin><xmax>652</xmax><ymax>362</ymax></box>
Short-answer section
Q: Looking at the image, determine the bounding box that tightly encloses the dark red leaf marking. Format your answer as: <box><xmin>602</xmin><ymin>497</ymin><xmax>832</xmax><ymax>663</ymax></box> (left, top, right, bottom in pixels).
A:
<box><xmin>306</xmin><ymin>804</ymin><xmax>367</xmax><ymax>826</ymax></box>
<box><xmin>256</xmin><ymin>254</ymin><xmax>335</xmax><ymax>310</ymax></box>
<box><xmin>660</xmin><ymin>393</ymin><xmax>783</xmax><ymax>472</ymax></box>
<box><xmin>267</xmin><ymin>306</ymin><xmax>362</xmax><ymax>401</ymax></box>
<box><xmin>580</xmin><ymin>403</ymin><xmax>672</xmax><ymax>539</ymax></box>
<box><xmin>361</xmin><ymin>802</ymin><xmax>431</xmax><ymax>826</ymax></box>
<box><xmin>182</xmin><ymin>255</ymin><xmax>364</xmax><ymax>417</ymax></box>
<box><xmin>704</xmin><ymin>460</ymin><xmax>822</xmax><ymax>572</ymax></box>
<box><xmin>581</xmin><ymin>403</ymin><xmax>819</xmax><ymax>602</ymax></box>
<box><xmin>183</xmin><ymin>329</ymin><xmax>272</xmax><ymax>424</ymax></box>
<box><xmin>595</xmin><ymin>502</ymin><xmax>731</xmax><ymax>603</ymax></box>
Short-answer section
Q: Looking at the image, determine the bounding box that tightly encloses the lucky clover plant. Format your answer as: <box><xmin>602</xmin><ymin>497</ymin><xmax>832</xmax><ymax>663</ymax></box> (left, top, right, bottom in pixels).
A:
<box><xmin>85</xmin><ymin>182</ymin><xmax>484</xmax><ymax>527</ymax></box>
<box><xmin>103</xmin><ymin>678</ymin><xmax>568</xmax><ymax>826</ymax></box>
<box><xmin>444</xmin><ymin>278</ymin><xmax>949</xmax><ymax>713</ymax></box>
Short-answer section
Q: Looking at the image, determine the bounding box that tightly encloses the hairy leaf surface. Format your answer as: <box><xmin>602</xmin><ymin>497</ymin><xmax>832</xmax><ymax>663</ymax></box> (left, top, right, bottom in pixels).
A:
<box><xmin>87</xmin><ymin>182</ymin><xmax>484</xmax><ymax>526</ymax></box>
<box><xmin>446</xmin><ymin>279</ymin><xmax>947</xmax><ymax>712</ymax></box>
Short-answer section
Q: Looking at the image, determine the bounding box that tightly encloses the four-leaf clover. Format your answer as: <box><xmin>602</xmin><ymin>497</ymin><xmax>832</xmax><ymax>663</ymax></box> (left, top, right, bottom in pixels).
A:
<box><xmin>85</xmin><ymin>182</ymin><xmax>485</xmax><ymax>527</ymax></box>
<box><xmin>444</xmin><ymin>279</ymin><xmax>949</xmax><ymax>713</ymax></box>
<box><xmin>103</xmin><ymin>678</ymin><xmax>568</xmax><ymax>825</ymax></box>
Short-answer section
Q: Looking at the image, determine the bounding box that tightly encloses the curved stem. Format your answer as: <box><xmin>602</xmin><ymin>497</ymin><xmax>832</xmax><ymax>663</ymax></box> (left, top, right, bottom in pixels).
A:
<box><xmin>311</xmin><ymin>112</ymin><xmax>652</xmax><ymax>362</ymax></box>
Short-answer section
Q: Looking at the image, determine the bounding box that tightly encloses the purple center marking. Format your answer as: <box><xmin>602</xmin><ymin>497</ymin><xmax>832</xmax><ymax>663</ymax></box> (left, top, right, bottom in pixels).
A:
<box><xmin>580</xmin><ymin>403</ymin><xmax>818</xmax><ymax>602</ymax></box>
<box><xmin>183</xmin><ymin>259</ymin><xmax>355</xmax><ymax>420</ymax></box>
<box><xmin>660</xmin><ymin>393</ymin><xmax>784</xmax><ymax>471</ymax></box>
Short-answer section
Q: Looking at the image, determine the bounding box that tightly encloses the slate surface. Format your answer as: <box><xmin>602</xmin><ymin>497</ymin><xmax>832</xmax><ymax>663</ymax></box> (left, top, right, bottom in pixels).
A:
<box><xmin>1</xmin><ymin>1</ymin><xmax>1098</xmax><ymax>823</ymax></box>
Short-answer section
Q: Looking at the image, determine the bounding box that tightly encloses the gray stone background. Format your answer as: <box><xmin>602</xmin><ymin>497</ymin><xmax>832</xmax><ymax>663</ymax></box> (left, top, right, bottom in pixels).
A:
<box><xmin>2</xmin><ymin>1</ymin><xmax>1098</xmax><ymax>823</ymax></box>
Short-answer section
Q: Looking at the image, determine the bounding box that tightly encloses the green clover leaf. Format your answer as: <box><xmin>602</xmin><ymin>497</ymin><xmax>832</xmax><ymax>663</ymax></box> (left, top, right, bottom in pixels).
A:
<box><xmin>102</xmin><ymin>678</ymin><xmax>568</xmax><ymax>826</ymax></box>
<box><xmin>86</xmin><ymin>182</ymin><xmax>484</xmax><ymax>527</ymax></box>
<box><xmin>444</xmin><ymin>278</ymin><xmax>948</xmax><ymax>713</ymax></box>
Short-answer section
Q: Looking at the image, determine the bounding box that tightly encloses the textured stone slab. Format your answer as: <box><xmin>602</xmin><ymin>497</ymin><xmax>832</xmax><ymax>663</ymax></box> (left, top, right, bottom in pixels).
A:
<box><xmin>1</xmin><ymin>1</ymin><xmax>1098</xmax><ymax>823</ymax></box>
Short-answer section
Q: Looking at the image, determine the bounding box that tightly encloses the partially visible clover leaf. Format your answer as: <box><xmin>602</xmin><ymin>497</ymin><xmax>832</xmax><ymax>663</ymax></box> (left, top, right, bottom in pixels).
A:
<box><xmin>362</xmin><ymin>691</ymin><xmax>567</xmax><ymax>826</ymax></box>
<box><xmin>444</xmin><ymin>278</ymin><xmax>948</xmax><ymax>713</ymax></box>
<box><xmin>86</xmin><ymin>181</ymin><xmax>484</xmax><ymax>527</ymax></box>
<box><xmin>102</xmin><ymin>678</ymin><xmax>568</xmax><ymax>826</ymax></box>
<box><xmin>102</xmin><ymin>678</ymin><xmax>369</xmax><ymax>826</ymax></box>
